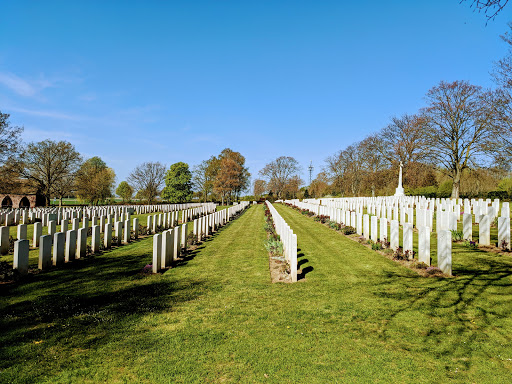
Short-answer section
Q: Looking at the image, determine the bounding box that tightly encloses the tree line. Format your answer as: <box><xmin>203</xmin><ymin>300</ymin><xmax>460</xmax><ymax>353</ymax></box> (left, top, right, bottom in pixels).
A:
<box><xmin>0</xmin><ymin>122</ymin><xmax>250</xmax><ymax>206</ymax></box>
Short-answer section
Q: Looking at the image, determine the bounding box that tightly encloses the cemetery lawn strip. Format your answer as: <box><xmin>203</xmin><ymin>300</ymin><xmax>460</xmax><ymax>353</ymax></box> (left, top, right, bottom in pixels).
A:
<box><xmin>1</xmin><ymin>205</ymin><xmax>512</xmax><ymax>383</ymax></box>
<box><xmin>272</xmin><ymin>203</ymin><xmax>512</xmax><ymax>383</ymax></box>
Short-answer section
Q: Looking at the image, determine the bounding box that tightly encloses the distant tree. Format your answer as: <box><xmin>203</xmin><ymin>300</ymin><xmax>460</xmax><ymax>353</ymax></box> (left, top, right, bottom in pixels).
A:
<box><xmin>128</xmin><ymin>162</ymin><xmax>166</xmax><ymax>203</ymax></box>
<box><xmin>75</xmin><ymin>157</ymin><xmax>116</xmax><ymax>205</ymax></box>
<box><xmin>359</xmin><ymin>135</ymin><xmax>388</xmax><ymax>196</ymax></box>
<box><xmin>193</xmin><ymin>156</ymin><xmax>220</xmax><ymax>202</ymax></box>
<box><xmin>53</xmin><ymin>174</ymin><xmax>75</xmax><ymax>206</ymax></box>
<box><xmin>253</xmin><ymin>179</ymin><xmax>267</xmax><ymax>197</ymax></box>
<box><xmin>18</xmin><ymin>140</ymin><xmax>82</xmax><ymax>206</ymax></box>
<box><xmin>377</xmin><ymin>114</ymin><xmax>430</xmax><ymax>167</ymax></box>
<box><xmin>214</xmin><ymin>149</ymin><xmax>250</xmax><ymax>204</ymax></box>
<box><xmin>259</xmin><ymin>156</ymin><xmax>301</xmax><ymax>199</ymax></box>
<box><xmin>489</xmin><ymin>23</ymin><xmax>512</xmax><ymax>165</ymax></box>
<box><xmin>325</xmin><ymin>144</ymin><xmax>365</xmax><ymax>196</ymax></box>
<box><xmin>282</xmin><ymin>175</ymin><xmax>304</xmax><ymax>199</ymax></box>
<box><xmin>309</xmin><ymin>172</ymin><xmax>330</xmax><ymax>198</ymax></box>
<box><xmin>116</xmin><ymin>181</ymin><xmax>134</xmax><ymax>202</ymax></box>
<box><xmin>0</xmin><ymin>112</ymin><xmax>24</xmax><ymax>193</ymax></box>
<box><xmin>0</xmin><ymin>112</ymin><xmax>23</xmax><ymax>164</ymax></box>
<box><xmin>161</xmin><ymin>162</ymin><xmax>193</xmax><ymax>203</ymax></box>
<box><xmin>214</xmin><ymin>157</ymin><xmax>242</xmax><ymax>205</ymax></box>
<box><xmin>422</xmin><ymin>80</ymin><xmax>495</xmax><ymax>199</ymax></box>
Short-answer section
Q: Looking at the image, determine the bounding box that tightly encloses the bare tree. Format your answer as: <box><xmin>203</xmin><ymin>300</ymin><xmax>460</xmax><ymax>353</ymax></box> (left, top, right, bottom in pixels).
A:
<box><xmin>462</xmin><ymin>0</ymin><xmax>509</xmax><ymax>21</ymax></box>
<box><xmin>488</xmin><ymin>23</ymin><xmax>512</xmax><ymax>165</ymax></box>
<box><xmin>18</xmin><ymin>140</ymin><xmax>82</xmax><ymax>206</ymax></box>
<box><xmin>422</xmin><ymin>80</ymin><xmax>494</xmax><ymax>199</ymax></box>
<box><xmin>0</xmin><ymin>111</ymin><xmax>23</xmax><ymax>164</ymax></box>
<box><xmin>378</xmin><ymin>114</ymin><xmax>430</xmax><ymax>167</ymax></box>
<box><xmin>325</xmin><ymin>144</ymin><xmax>365</xmax><ymax>196</ymax></box>
<box><xmin>359</xmin><ymin>135</ymin><xmax>387</xmax><ymax>196</ymax></box>
<box><xmin>128</xmin><ymin>162</ymin><xmax>166</xmax><ymax>203</ymax></box>
<box><xmin>259</xmin><ymin>156</ymin><xmax>302</xmax><ymax>199</ymax></box>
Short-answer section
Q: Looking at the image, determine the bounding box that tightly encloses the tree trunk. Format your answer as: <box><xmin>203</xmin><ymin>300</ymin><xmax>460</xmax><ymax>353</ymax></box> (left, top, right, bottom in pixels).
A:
<box><xmin>451</xmin><ymin>171</ymin><xmax>461</xmax><ymax>199</ymax></box>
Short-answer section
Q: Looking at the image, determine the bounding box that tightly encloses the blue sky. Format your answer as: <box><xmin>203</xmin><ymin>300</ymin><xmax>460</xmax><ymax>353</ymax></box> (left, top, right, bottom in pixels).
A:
<box><xmin>1</xmin><ymin>1</ymin><xmax>511</xmax><ymax>190</ymax></box>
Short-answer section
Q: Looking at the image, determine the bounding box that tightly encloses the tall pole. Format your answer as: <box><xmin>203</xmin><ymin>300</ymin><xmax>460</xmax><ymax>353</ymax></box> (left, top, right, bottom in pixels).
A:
<box><xmin>308</xmin><ymin>161</ymin><xmax>314</xmax><ymax>186</ymax></box>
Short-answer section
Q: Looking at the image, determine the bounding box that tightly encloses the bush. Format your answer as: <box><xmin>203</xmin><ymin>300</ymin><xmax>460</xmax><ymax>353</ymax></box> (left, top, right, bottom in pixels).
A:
<box><xmin>437</xmin><ymin>180</ymin><xmax>453</xmax><ymax>198</ymax></box>
<box><xmin>488</xmin><ymin>190</ymin><xmax>508</xmax><ymax>200</ymax></box>
<box><xmin>408</xmin><ymin>185</ymin><xmax>437</xmax><ymax>198</ymax></box>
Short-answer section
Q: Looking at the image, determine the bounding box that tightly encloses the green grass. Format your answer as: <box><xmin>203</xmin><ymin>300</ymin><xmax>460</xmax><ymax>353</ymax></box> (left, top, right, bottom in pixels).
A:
<box><xmin>1</xmin><ymin>204</ymin><xmax>512</xmax><ymax>383</ymax></box>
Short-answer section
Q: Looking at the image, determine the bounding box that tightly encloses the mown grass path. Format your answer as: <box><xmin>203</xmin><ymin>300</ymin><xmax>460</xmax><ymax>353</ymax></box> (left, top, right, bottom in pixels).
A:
<box><xmin>1</xmin><ymin>204</ymin><xmax>512</xmax><ymax>383</ymax></box>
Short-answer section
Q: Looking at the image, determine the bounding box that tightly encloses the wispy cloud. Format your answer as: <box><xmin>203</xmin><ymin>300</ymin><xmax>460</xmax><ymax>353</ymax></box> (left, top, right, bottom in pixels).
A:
<box><xmin>0</xmin><ymin>72</ymin><xmax>38</xmax><ymax>97</ymax></box>
<box><xmin>6</xmin><ymin>106</ymin><xmax>80</xmax><ymax>120</ymax></box>
<box><xmin>0</xmin><ymin>71</ymin><xmax>82</xmax><ymax>98</ymax></box>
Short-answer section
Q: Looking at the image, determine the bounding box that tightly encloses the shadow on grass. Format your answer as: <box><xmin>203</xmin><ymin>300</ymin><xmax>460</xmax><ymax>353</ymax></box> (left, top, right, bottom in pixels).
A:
<box><xmin>297</xmin><ymin>249</ymin><xmax>313</xmax><ymax>281</ymax></box>
<box><xmin>370</xmin><ymin>255</ymin><xmax>512</xmax><ymax>375</ymax></box>
<box><xmin>0</xmin><ymin>243</ymin><xmax>211</xmax><ymax>368</ymax></box>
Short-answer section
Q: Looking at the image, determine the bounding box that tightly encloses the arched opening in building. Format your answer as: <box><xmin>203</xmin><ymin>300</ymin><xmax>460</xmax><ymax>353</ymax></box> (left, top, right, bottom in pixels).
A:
<box><xmin>19</xmin><ymin>196</ymin><xmax>30</xmax><ymax>208</ymax></box>
<box><xmin>1</xmin><ymin>196</ymin><xmax>13</xmax><ymax>208</ymax></box>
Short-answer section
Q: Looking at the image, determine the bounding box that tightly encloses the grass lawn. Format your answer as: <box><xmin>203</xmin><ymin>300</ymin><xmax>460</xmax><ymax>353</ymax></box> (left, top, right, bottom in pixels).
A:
<box><xmin>1</xmin><ymin>204</ymin><xmax>512</xmax><ymax>383</ymax></box>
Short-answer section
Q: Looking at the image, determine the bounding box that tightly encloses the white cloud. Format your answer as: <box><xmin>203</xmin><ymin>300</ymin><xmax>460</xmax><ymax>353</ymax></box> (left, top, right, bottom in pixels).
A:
<box><xmin>6</xmin><ymin>106</ymin><xmax>79</xmax><ymax>120</ymax></box>
<box><xmin>0</xmin><ymin>72</ymin><xmax>37</xmax><ymax>97</ymax></box>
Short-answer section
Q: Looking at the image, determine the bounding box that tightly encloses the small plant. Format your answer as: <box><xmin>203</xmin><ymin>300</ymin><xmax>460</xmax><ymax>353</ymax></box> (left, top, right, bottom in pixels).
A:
<box><xmin>329</xmin><ymin>221</ymin><xmax>342</xmax><ymax>231</ymax></box>
<box><xmin>186</xmin><ymin>231</ymin><xmax>197</xmax><ymax>248</ymax></box>
<box><xmin>342</xmin><ymin>226</ymin><xmax>356</xmax><ymax>235</ymax></box>
<box><xmin>411</xmin><ymin>261</ymin><xmax>429</xmax><ymax>269</ymax></box>
<box><xmin>371</xmin><ymin>242</ymin><xmax>383</xmax><ymax>251</ymax></box>
<box><xmin>263</xmin><ymin>222</ymin><xmax>274</xmax><ymax>233</ymax></box>
<box><xmin>450</xmin><ymin>230</ymin><xmax>463</xmax><ymax>242</ymax></box>
<box><xmin>381</xmin><ymin>237</ymin><xmax>390</xmax><ymax>249</ymax></box>
<box><xmin>0</xmin><ymin>261</ymin><xmax>20</xmax><ymax>282</ymax></box>
<box><xmin>463</xmin><ymin>240</ymin><xmax>478</xmax><ymax>249</ymax></box>
<box><xmin>500</xmin><ymin>239</ymin><xmax>509</xmax><ymax>251</ymax></box>
<box><xmin>393</xmin><ymin>247</ymin><xmax>405</xmax><ymax>260</ymax></box>
<box><xmin>8</xmin><ymin>236</ymin><xmax>17</xmax><ymax>253</ymax></box>
<box><xmin>403</xmin><ymin>249</ymin><xmax>414</xmax><ymax>260</ymax></box>
<box><xmin>264</xmin><ymin>238</ymin><xmax>283</xmax><ymax>256</ymax></box>
<box><xmin>141</xmin><ymin>264</ymin><xmax>153</xmax><ymax>274</ymax></box>
<box><xmin>318</xmin><ymin>215</ymin><xmax>329</xmax><ymax>224</ymax></box>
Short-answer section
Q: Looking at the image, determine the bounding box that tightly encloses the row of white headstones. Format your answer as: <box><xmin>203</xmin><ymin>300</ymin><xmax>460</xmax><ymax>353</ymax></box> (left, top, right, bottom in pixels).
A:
<box><xmin>0</xmin><ymin>203</ymin><xmax>207</xmax><ymax>227</ymax></box>
<box><xmin>285</xmin><ymin>196</ymin><xmax>512</xmax><ymax>276</ymax></box>
<box><xmin>4</xmin><ymin>203</ymin><xmax>217</xmax><ymax>275</ymax></box>
<box><xmin>266</xmin><ymin>201</ymin><xmax>298</xmax><ymax>282</ymax></box>
<box><xmin>152</xmin><ymin>202</ymin><xmax>251</xmax><ymax>273</ymax></box>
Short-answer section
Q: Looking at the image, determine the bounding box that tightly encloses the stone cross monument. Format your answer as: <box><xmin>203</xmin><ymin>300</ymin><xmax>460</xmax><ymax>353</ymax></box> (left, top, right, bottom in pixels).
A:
<box><xmin>394</xmin><ymin>161</ymin><xmax>405</xmax><ymax>197</ymax></box>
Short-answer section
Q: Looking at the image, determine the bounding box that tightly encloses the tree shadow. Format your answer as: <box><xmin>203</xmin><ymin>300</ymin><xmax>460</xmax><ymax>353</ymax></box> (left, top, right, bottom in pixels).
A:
<box><xmin>369</xmin><ymin>255</ymin><xmax>512</xmax><ymax>376</ymax></box>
